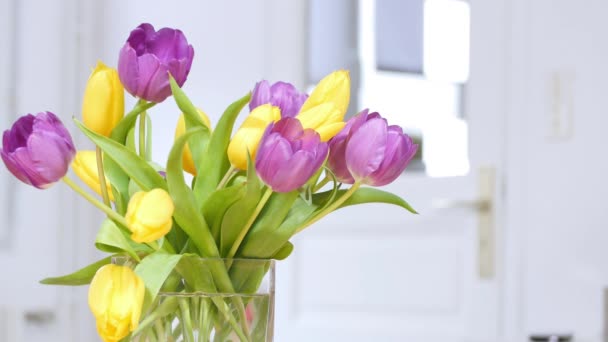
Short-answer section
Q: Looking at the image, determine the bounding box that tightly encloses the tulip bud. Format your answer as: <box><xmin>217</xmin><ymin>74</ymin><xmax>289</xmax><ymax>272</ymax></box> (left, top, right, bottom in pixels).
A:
<box><xmin>88</xmin><ymin>264</ymin><xmax>145</xmax><ymax>342</ymax></box>
<box><xmin>297</xmin><ymin>70</ymin><xmax>350</xmax><ymax>141</ymax></box>
<box><xmin>118</xmin><ymin>23</ymin><xmax>194</xmax><ymax>103</ymax></box>
<box><xmin>227</xmin><ymin>104</ymin><xmax>281</xmax><ymax>170</ymax></box>
<box><xmin>256</xmin><ymin>118</ymin><xmax>328</xmax><ymax>192</ymax></box>
<box><xmin>250</xmin><ymin>80</ymin><xmax>308</xmax><ymax>118</ymax></box>
<box><xmin>1</xmin><ymin>112</ymin><xmax>76</xmax><ymax>189</ymax></box>
<box><xmin>82</xmin><ymin>61</ymin><xmax>125</xmax><ymax>137</ymax></box>
<box><xmin>327</xmin><ymin>109</ymin><xmax>418</xmax><ymax>186</ymax></box>
<box><xmin>174</xmin><ymin>108</ymin><xmax>212</xmax><ymax>175</ymax></box>
<box><xmin>125</xmin><ymin>188</ymin><xmax>174</xmax><ymax>243</ymax></box>
<box><xmin>71</xmin><ymin>151</ymin><xmax>114</xmax><ymax>200</ymax></box>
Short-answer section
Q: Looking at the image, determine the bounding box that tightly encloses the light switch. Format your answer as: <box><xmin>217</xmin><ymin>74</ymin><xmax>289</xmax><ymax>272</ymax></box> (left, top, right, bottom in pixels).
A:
<box><xmin>547</xmin><ymin>71</ymin><xmax>575</xmax><ymax>140</ymax></box>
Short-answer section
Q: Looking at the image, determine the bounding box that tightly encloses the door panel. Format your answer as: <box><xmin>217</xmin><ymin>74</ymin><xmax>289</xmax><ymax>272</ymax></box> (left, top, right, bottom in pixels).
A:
<box><xmin>276</xmin><ymin>0</ymin><xmax>507</xmax><ymax>340</ymax></box>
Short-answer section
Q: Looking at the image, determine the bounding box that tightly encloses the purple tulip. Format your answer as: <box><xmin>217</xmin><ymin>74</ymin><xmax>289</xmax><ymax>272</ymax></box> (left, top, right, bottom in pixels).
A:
<box><xmin>118</xmin><ymin>23</ymin><xmax>194</xmax><ymax>103</ymax></box>
<box><xmin>328</xmin><ymin>109</ymin><xmax>418</xmax><ymax>186</ymax></box>
<box><xmin>1</xmin><ymin>112</ymin><xmax>76</xmax><ymax>189</ymax></box>
<box><xmin>256</xmin><ymin>118</ymin><xmax>328</xmax><ymax>192</ymax></box>
<box><xmin>250</xmin><ymin>81</ymin><xmax>308</xmax><ymax>118</ymax></box>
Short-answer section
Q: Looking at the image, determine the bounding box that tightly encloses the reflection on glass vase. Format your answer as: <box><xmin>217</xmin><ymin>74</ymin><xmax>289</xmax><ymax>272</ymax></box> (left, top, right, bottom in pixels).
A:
<box><xmin>115</xmin><ymin>257</ymin><xmax>275</xmax><ymax>342</ymax></box>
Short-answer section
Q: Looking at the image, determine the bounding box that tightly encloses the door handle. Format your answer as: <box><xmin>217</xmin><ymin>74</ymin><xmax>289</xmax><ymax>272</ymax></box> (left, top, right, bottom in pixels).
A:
<box><xmin>433</xmin><ymin>166</ymin><xmax>496</xmax><ymax>279</ymax></box>
<box><xmin>24</xmin><ymin>310</ymin><xmax>55</xmax><ymax>325</ymax></box>
<box><xmin>433</xmin><ymin>197</ymin><xmax>492</xmax><ymax>212</ymax></box>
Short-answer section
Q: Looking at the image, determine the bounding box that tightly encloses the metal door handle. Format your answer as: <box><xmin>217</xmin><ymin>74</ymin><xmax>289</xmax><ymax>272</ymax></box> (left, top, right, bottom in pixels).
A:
<box><xmin>24</xmin><ymin>310</ymin><xmax>55</xmax><ymax>325</ymax></box>
<box><xmin>433</xmin><ymin>198</ymin><xmax>492</xmax><ymax>212</ymax></box>
<box><xmin>433</xmin><ymin>166</ymin><xmax>496</xmax><ymax>279</ymax></box>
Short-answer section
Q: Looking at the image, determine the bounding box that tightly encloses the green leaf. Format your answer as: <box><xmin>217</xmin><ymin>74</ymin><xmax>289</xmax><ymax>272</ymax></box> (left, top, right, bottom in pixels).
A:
<box><xmin>175</xmin><ymin>254</ymin><xmax>218</xmax><ymax>293</ymax></box>
<box><xmin>219</xmin><ymin>185</ymin><xmax>261</xmax><ymax>257</ymax></box>
<box><xmin>239</xmin><ymin>197</ymin><xmax>317</xmax><ymax>258</ymax></box>
<box><xmin>95</xmin><ymin>219</ymin><xmax>142</xmax><ymax>261</ymax></box>
<box><xmin>132</xmin><ymin>296</ymin><xmax>179</xmax><ymax>337</ymax></box>
<box><xmin>242</xmin><ymin>191</ymin><xmax>299</xmax><ymax>249</ymax></box>
<box><xmin>341</xmin><ymin>187</ymin><xmax>418</xmax><ymax>214</ymax></box>
<box><xmin>39</xmin><ymin>256</ymin><xmax>113</xmax><ymax>286</ymax></box>
<box><xmin>201</xmin><ymin>184</ymin><xmax>247</xmax><ymax>245</ymax></box>
<box><xmin>134</xmin><ymin>252</ymin><xmax>183</xmax><ymax>312</ymax></box>
<box><xmin>271</xmin><ymin>241</ymin><xmax>294</xmax><ymax>260</ymax></box>
<box><xmin>169</xmin><ymin>75</ymin><xmax>207</xmax><ymax>128</ymax></box>
<box><xmin>193</xmin><ymin>93</ymin><xmax>251</xmax><ymax>203</ymax></box>
<box><xmin>105</xmin><ymin>156</ymin><xmax>129</xmax><ymax>215</ymax></box>
<box><xmin>169</xmin><ymin>75</ymin><xmax>211</xmax><ymax>184</ymax></box>
<box><xmin>74</xmin><ymin>119</ymin><xmax>167</xmax><ymax>192</ymax></box>
<box><xmin>228</xmin><ymin>259</ymin><xmax>272</xmax><ymax>293</ymax></box>
<box><xmin>166</xmin><ymin>129</ymin><xmax>219</xmax><ymax>258</ymax></box>
<box><xmin>106</xmin><ymin>101</ymin><xmax>156</xmax><ymax>214</ymax></box>
<box><xmin>110</xmin><ymin>101</ymin><xmax>156</xmax><ymax>143</ymax></box>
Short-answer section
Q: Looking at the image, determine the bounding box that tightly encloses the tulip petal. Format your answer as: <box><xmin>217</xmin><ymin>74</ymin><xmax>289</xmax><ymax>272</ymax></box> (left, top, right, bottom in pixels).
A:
<box><xmin>256</xmin><ymin>134</ymin><xmax>293</xmax><ymax>183</ymax></box>
<box><xmin>27</xmin><ymin>131</ymin><xmax>70</xmax><ymax>184</ymax></box>
<box><xmin>270</xmin><ymin>151</ymin><xmax>315</xmax><ymax>192</ymax></box>
<box><xmin>345</xmin><ymin>118</ymin><xmax>388</xmax><ymax>180</ymax></box>
<box><xmin>3</xmin><ymin>114</ymin><xmax>34</xmax><ymax>152</ymax></box>
<box><xmin>367</xmin><ymin>130</ymin><xmax>418</xmax><ymax>186</ymax></box>
<box><xmin>327</xmin><ymin>137</ymin><xmax>355</xmax><ymax>184</ymax></box>
<box><xmin>250</xmin><ymin>80</ymin><xmax>271</xmax><ymax>111</ymax></box>
<box><xmin>315</xmin><ymin>122</ymin><xmax>346</xmax><ymax>142</ymax></box>
<box><xmin>118</xmin><ymin>45</ymin><xmax>141</xmax><ymax>96</ymax></box>
<box><xmin>0</xmin><ymin>149</ymin><xmax>32</xmax><ymax>185</ymax></box>
<box><xmin>270</xmin><ymin>81</ymin><xmax>308</xmax><ymax>118</ymax></box>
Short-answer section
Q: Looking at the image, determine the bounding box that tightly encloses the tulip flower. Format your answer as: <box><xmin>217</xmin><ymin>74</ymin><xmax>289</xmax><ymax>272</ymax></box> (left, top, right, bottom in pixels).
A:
<box><xmin>296</xmin><ymin>70</ymin><xmax>350</xmax><ymax>141</ymax></box>
<box><xmin>250</xmin><ymin>80</ymin><xmax>308</xmax><ymax>118</ymax></box>
<box><xmin>82</xmin><ymin>61</ymin><xmax>124</xmax><ymax>137</ymax></box>
<box><xmin>227</xmin><ymin>104</ymin><xmax>281</xmax><ymax>170</ymax></box>
<box><xmin>71</xmin><ymin>151</ymin><xmax>114</xmax><ymax>200</ymax></box>
<box><xmin>1</xmin><ymin>112</ymin><xmax>75</xmax><ymax>189</ymax></box>
<box><xmin>174</xmin><ymin>108</ymin><xmax>212</xmax><ymax>175</ymax></box>
<box><xmin>125</xmin><ymin>188</ymin><xmax>174</xmax><ymax>243</ymax></box>
<box><xmin>118</xmin><ymin>23</ymin><xmax>194</xmax><ymax>103</ymax></box>
<box><xmin>328</xmin><ymin>109</ymin><xmax>418</xmax><ymax>186</ymax></box>
<box><xmin>256</xmin><ymin>117</ymin><xmax>328</xmax><ymax>192</ymax></box>
<box><xmin>88</xmin><ymin>264</ymin><xmax>144</xmax><ymax>342</ymax></box>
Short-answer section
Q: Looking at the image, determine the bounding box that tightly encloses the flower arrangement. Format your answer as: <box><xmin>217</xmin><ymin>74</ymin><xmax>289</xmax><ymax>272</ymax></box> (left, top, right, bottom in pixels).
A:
<box><xmin>0</xmin><ymin>23</ymin><xmax>418</xmax><ymax>342</ymax></box>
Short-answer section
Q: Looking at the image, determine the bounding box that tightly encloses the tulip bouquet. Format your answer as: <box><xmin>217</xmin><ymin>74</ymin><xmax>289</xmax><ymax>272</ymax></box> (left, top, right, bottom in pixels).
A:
<box><xmin>0</xmin><ymin>23</ymin><xmax>418</xmax><ymax>342</ymax></box>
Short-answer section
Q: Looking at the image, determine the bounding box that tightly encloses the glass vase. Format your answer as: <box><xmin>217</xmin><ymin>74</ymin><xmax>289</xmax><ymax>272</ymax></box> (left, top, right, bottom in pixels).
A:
<box><xmin>115</xmin><ymin>257</ymin><xmax>275</xmax><ymax>342</ymax></box>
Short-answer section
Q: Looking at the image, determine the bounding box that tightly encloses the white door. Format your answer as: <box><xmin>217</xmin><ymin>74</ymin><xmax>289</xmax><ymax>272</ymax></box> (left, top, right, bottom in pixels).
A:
<box><xmin>0</xmin><ymin>0</ymin><xmax>103</xmax><ymax>341</ymax></box>
<box><xmin>274</xmin><ymin>1</ymin><xmax>509</xmax><ymax>341</ymax></box>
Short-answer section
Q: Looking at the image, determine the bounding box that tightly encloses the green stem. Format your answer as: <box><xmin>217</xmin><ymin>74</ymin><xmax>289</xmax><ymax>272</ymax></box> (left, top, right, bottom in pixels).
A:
<box><xmin>62</xmin><ymin>176</ymin><xmax>129</xmax><ymax>228</ymax></box>
<box><xmin>139</xmin><ymin>110</ymin><xmax>147</xmax><ymax>159</ymax></box>
<box><xmin>154</xmin><ymin>320</ymin><xmax>165</xmax><ymax>341</ymax></box>
<box><xmin>95</xmin><ymin>146</ymin><xmax>111</xmax><ymax>207</ymax></box>
<box><xmin>216</xmin><ymin>166</ymin><xmax>237</xmax><ymax>190</ymax></box>
<box><xmin>226</xmin><ymin>187</ymin><xmax>273</xmax><ymax>260</ymax></box>
<box><xmin>179</xmin><ymin>298</ymin><xmax>195</xmax><ymax>342</ymax></box>
<box><xmin>313</xmin><ymin>175</ymin><xmax>330</xmax><ymax>192</ymax></box>
<box><xmin>295</xmin><ymin>182</ymin><xmax>362</xmax><ymax>234</ymax></box>
<box><xmin>128</xmin><ymin>100</ymin><xmax>155</xmax><ymax>121</ymax></box>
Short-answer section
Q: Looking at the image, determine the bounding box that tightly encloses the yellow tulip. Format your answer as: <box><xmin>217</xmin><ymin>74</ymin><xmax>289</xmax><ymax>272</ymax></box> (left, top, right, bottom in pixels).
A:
<box><xmin>125</xmin><ymin>188</ymin><xmax>174</xmax><ymax>243</ymax></box>
<box><xmin>88</xmin><ymin>264</ymin><xmax>144</xmax><ymax>342</ymax></box>
<box><xmin>174</xmin><ymin>108</ymin><xmax>212</xmax><ymax>175</ymax></box>
<box><xmin>71</xmin><ymin>151</ymin><xmax>114</xmax><ymax>201</ymax></box>
<box><xmin>82</xmin><ymin>61</ymin><xmax>125</xmax><ymax>137</ymax></box>
<box><xmin>297</xmin><ymin>103</ymin><xmax>345</xmax><ymax>142</ymax></box>
<box><xmin>297</xmin><ymin>70</ymin><xmax>350</xmax><ymax>141</ymax></box>
<box><xmin>227</xmin><ymin>104</ymin><xmax>281</xmax><ymax>170</ymax></box>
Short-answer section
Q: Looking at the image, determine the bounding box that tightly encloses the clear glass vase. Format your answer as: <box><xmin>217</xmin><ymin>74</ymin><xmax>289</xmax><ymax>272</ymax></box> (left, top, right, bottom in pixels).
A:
<box><xmin>115</xmin><ymin>257</ymin><xmax>275</xmax><ymax>342</ymax></box>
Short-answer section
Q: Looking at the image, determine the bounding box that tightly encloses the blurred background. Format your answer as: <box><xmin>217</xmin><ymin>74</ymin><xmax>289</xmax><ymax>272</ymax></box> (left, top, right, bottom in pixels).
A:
<box><xmin>1</xmin><ymin>0</ymin><xmax>607</xmax><ymax>341</ymax></box>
